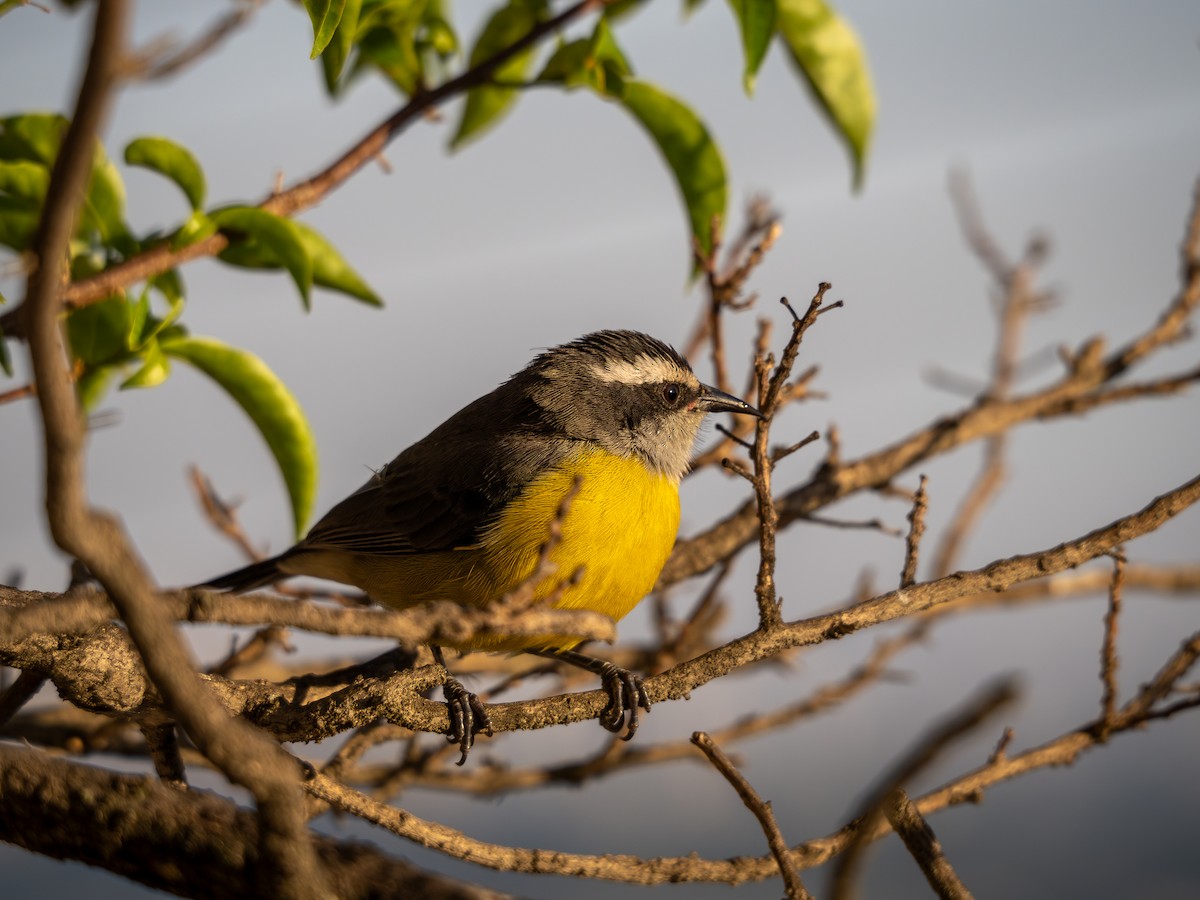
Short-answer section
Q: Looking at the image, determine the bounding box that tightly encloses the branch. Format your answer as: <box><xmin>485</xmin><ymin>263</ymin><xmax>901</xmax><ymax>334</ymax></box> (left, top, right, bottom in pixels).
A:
<box><xmin>0</xmin><ymin>743</ymin><xmax>500</xmax><ymax>900</ymax></box>
<box><xmin>20</xmin><ymin>3</ymin><xmax>328</xmax><ymax>895</ymax></box>
<box><xmin>4</xmin><ymin>473</ymin><xmax>1198</xmax><ymax>743</ymax></box>
<box><xmin>662</xmin><ymin>184</ymin><xmax>1200</xmax><ymax>587</ymax></box>
<box><xmin>829</xmin><ymin>679</ymin><xmax>1016</xmax><ymax>900</ymax></box>
<box><xmin>0</xmin><ymin>0</ymin><xmax>606</xmax><ymax>336</ymax></box>
<box><xmin>691</xmin><ymin>731</ymin><xmax>813</xmax><ymax>899</ymax></box>
<box><xmin>884</xmin><ymin>789</ymin><xmax>974</xmax><ymax>900</ymax></box>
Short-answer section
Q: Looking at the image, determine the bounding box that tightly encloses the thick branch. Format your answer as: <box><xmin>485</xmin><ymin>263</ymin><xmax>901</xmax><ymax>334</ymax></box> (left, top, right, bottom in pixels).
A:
<box><xmin>21</xmin><ymin>3</ymin><xmax>328</xmax><ymax>895</ymax></box>
<box><xmin>0</xmin><ymin>743</ymin><xmax>500</xmax><ymax>900</ymax></box>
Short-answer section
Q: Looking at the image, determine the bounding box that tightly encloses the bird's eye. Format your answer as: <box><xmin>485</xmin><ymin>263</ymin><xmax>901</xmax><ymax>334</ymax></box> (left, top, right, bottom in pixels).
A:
<box><xmin>662</xmin><ymin>384</ymin><xmax>680</xmax><ymax>405</ymax></box>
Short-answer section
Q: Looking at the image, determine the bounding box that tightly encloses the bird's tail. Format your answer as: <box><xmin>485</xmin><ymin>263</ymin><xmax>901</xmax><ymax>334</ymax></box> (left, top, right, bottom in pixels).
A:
<box><xmin>195</xmin><ymin>555</ymin><xmax>288</xmax><ymax>593</ymax></box>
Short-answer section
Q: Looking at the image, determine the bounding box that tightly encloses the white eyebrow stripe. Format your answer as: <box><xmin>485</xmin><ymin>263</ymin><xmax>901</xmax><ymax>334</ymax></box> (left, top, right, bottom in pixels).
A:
<box><xmin>591</xmin><ymin>356</ymin><xmax>690</xmax><ymax>385</ymax></box>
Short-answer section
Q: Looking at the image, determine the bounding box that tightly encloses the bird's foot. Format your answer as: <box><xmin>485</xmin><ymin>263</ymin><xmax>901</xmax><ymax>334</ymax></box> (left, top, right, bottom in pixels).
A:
<box><xmin>441</xmin><ymin>675</ymin><xmax>492</xmax><ymax>766</ymax></box>
<box><xmin>529</xmin><ymin>647</ymin><xmax>651</xmax><ymax>740</ymax></box>
<box><xmin>431</xmin><ymin>645</ymin><xmax>491</xmax><ymax>765</ymax></box>
<box><xmin>593</xmin><ymin>659</ymin><xmax>651</xmax><ymax>740</ymax></box>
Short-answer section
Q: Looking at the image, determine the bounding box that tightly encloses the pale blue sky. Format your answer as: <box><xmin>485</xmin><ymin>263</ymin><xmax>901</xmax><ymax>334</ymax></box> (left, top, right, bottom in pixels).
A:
<box><xmin>2</xmin><ymin>2</ymin><xmax>1199</xmax><ymax>897</ymax></box>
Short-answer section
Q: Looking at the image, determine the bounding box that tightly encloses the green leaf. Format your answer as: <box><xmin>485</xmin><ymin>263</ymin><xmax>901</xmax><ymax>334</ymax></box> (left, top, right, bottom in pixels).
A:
<box><xmin>776</xmin><ymin>0</ymin><xmax>875</xmax><ymax>188</ymax></box>
<box><xmin>66</xmin><ymin>295</ymin><xmax>133</xmax><ymax>367</ymax></box>
<box><xmin>0</xmin><ymin>113</ymin><xmax>67</xmax><ymax>165</ymax></box>
<box><xmin>124</xmin><ymin>135</ymin><xmax>207</xmax><ymax>211</ymax></box>
<box><xmin>214</xmin><ymin>213</ymin><xmax>377</xmax><ymax>306</ymax></box>
<box><xmin>422</xmin><ymin>9</ymin><xmax>458</xmax><ymax>58</ymax></box>
<box><xmin>727</xmin><ymin>0</ymin><xmax>776</xmax><ymax>95</ymax></box>
<box><xmin>352</xmin><ymin>1</ymin><xmax>426</xmax><ymax>96</ymax></box>
<box><xmin>536</xmin><ymin>39</ymin><xmax>592</xmax><ymax>88</ymax></box>
<box><xmin>0</xmin><ymin>194</ymin><xmax>41</xmax><ymax>251</ymax></box>
<box><xmin>153</xmin><ymin>268</ymin><xmax>185</xmax><ymax>304</ymax></box>
<box><xmin>536</xmin><ymin>19</ymin><xmax>631</xmax><ymax>95</ymax></box>
<box><xmin>129</xmin><ymin>287</ymin><xmax>184</xmax><ymax>349</ymax></box>
<box><xmin>617</xmin><ymin>81</ymin><xmax>728</xmax><ymax>260</ymax></box>
<box><xmin>0</xmin><ymin>159</ymin><xmax>49</xmax><ymax>204</ymax></box>
<box><xmin>170</xmin><ymin>209</ymin><xmax>218</xmax><ymax>250</ymax></box>
<box><xmin>161</xmin><ymin>335</ymin><xmax>318</xmax><ymax>538</ymax></box>
<box><xmin>293</xmin><ymin>221</ymin><xmax>382</xmax><ymax>306</ymax></box>
<box><xmin>75</xmin><ymin>364</ymin><xmax>118</xmax><ymax>412</ymax></box>
<box><xmin>212</xmin><ymin>206</ymin><xmax>313</xmax><ymax>308</ymax></box>
<box><xmin>450</xmin><ymin>0</ymin><xmax>546</xmax><ymax>150</ymax></box>
<box><xmin>0</xmin><ymin>320</ymin><xmax>12</xmax><ymax>378</ymax></box>
<box><xmin>304</xmin><ymin>0</ymin><xmax>348</xmax><ymax>59</ymax></box>
<box><xmin>80</xmin><ymin>147</ymin><xmax>128</xmax><ymax>243</ymax></box>
<box><xmin>321</xmin><ymin>0</ymin><xmax>362</xmax><ymax>92</ymax></box>
<box><xmin>120</xmin><ymin>339</ymin><xmax>171</xmax><ymax>390</ymax></box>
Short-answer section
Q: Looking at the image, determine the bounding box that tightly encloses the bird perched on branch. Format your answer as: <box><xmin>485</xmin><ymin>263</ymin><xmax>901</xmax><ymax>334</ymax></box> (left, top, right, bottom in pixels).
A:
<box><xmin>200</xmin><ymin>330</ymin><xmax>760</xmax><ymax>762</ymax></box>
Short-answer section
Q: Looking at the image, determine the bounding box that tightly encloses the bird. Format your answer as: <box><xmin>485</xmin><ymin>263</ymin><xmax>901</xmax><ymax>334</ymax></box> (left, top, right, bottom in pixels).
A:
<box><xmin>199</xmin><ymin>330</ymin><xmax>760</xmax><ymax>762</ymax></box>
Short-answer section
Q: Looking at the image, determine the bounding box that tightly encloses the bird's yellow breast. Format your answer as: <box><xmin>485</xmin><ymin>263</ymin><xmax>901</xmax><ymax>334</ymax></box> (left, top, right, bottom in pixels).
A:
<box><xmin>350</xmin><ymin>448</ymin><xmax>680</xmax><ymax>653</ymax></box>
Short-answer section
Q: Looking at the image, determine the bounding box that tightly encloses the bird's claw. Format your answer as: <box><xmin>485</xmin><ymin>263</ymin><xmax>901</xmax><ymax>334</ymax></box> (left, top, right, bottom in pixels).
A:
<box><xmin>594</xmin><ymin>661</ymin><xmax>652</xmax><ymax>741</ymax></box>
<box><xmin>442</xmin><ymin>676</ymin><xmax>492</xmax><ymax>766</ymax></box>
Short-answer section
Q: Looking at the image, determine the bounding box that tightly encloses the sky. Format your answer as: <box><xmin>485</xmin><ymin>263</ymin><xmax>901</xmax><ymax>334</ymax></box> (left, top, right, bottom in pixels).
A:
<box><xmin>2</xmin><ymin>1</ymin><xmax>1199</xmax><ymax>897</ymax></box>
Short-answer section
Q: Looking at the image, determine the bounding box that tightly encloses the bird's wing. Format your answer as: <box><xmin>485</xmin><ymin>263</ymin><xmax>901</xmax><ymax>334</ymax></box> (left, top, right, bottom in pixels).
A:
<box><xmin>299</xmin><ymin>462</ymin><xmax>501</xmax><ymax>556</ymax></box>
<box><xmin>297</xmin><ymin>383</ymin><xmax>572</xmax><ymax>557</ymax></box>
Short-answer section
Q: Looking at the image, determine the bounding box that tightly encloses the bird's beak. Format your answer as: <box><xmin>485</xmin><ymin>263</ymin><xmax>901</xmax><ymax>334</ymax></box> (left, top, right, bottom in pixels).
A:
<box><xmin>697</xmin><ymin>383</ymin><xmax>762</xmax><ymax>418</ymax></box>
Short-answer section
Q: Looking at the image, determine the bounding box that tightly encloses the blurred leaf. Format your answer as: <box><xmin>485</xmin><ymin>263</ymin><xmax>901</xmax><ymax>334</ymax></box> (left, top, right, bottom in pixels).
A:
<box><xmin>124</xmin><ymin>135</ymin><xmax>207</xmax><ymax>211</ymax></box>
<box><xmin>0</xmin><ymin>161</ymin><xmax>46</xmax><ymax>251</ymax></box>
<box><xmin>321</xmin><ymin>0</ymin><xmax>362</xmax><ymax>92</ymax></box>
<box><xmin>161</xmin><ymin>335</ymin><xmax>318</xmax><ymax>538</ymax></box>
<box><xmin>66</xmin><ymin>295</ymin><xmax>132</xmax><ymax>368</ymax></box>
<box><xmin>0</xmin><ymin>113</ymin><xmax>67</xmax><ymax>165</ymax></box>
<box><xmin>450</xmin><ymin>0</ymin><xmax>546</xmax><ymax>150</ymax></box>
<box><xmin>212</xmin><ymin>206</ymin><xmax>313</xmax><ymax>308</ymax></box>
<box><xmin>537</xmin><ymin>18</ymin><xmax>630</xmax><ymax>94</ymax></box>
<box><xmin>120</xmin><ymin>339</ymin><xmax>171</xmax><ymax>390</ymax></box>
<box><xmin>727</xmin><ymin>0</ymin><xmax>776</xmax><ymax>95</ymax></box>
<box><xmin>536</xmin><ymin>39</ymin><xmax>591</xmax><ymax>88</ymax></box>
<box><xmin>75</xmin><ymin>364</ymin><xmax>117</xmax><ymax>412</ymax></box>
<box><xmin>0</xmin><ymin>114</ymin><xmax>128</xmax><ymax>241</ymax></box>
<box><xmin>618</xmin><ymin>80</ymin><xmax>727</xmax><ymax>260</ymax></box>
<box><xmin>776</xmin><ymin>0</ymin><xmax>874</xmax><ymax>188</ymax></box>
<box><xmin>129</xmin><ymin>288</ymin><xmax>184</xmax><ymax>349</ymax></box>
<box><xmin>422</xmin><ymin>8</ymin><xmax>457</xmax><ymax>58</ymax></box>
<box><xmin>304</xmin><ymin>0</ymin><xmax>348</xmax><ymax>59</ymax></box>
<box><xmin>352</xmin><ymin>0</ymin><xmax>427</xmax><ymax>96</ymax></box>
<box><xmin>603</xmin><ymin>0</ymin><xmax>649</xmax><ymax>22</ymax></box>
<box><xmin>0</xmin><ymin>193</ymin><xmax>41</xmax><ymax>250</ymax></box>
<box><xmin>0</xmin><ymin>159</ymin><xmax>49</xmax><ymax>204</ymax></box>
<box><xmin>170</xmin><ymin>209</ymin><xmax>218</xmax><ymax>250</ymax></box>
<box><xmin>153</xmin><ymin>268</ymin><xmax>185</xmax><ymax>304</ymax></box>
<box><xmin>684</xmin><ymin>0</ymin><xmax>709</xmax><ymax>13</ymax></box>
<box><xmin>80</xmin><ymin>148</ymin><xmax>128</xmax><ymax>243</ymax></box>
<box><xmin>0</xmin><ymin>321</ymin><xmax>12</xmax><ymax>378</ymax></box>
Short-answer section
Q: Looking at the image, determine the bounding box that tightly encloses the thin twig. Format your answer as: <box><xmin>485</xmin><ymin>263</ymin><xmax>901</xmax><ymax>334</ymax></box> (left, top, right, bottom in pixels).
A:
<box><xmin>901</xmin><ymin>475</ymin><xmax>929</xmax><ymax>588</ymax></box>
<box><xmin>691</xmin><ymin>731</ymin><xmax>813</xmax><ymax>900</ymax></box>
<box><xmin>129</xmin><ymin>0</ymin><xmax>261</xmax><ymax>81</ymax></box>
<box><xmin>1098</xmin><ymin>550</ymin><xmax>1125</xmax><ymax>740</ymax></box>
<box><xmin>830</xmin><ymin>679</ymin><xmax>1017</xmax><ymax>900</ymax></box>
<box><xmin>884</xmin><ymin>788</ymin><xmax>974</xmax><ymax>900</ymax></box>
<box><xmin>0</xmin><ymin>382</ymin><xmax>35</xmax><ymax>404</ymax></box>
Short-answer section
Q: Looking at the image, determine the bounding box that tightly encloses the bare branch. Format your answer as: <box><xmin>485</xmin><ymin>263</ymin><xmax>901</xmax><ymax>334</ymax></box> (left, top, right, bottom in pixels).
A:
<box><xmin>1098</xmin><ymin>550</ymin><xmax>1125</xmax><ymax>740</ymax></box>
<box><xmin>884</xmin><ymin>788</ymin><xmax>974</xmax><ymax>900</ymax></box>
<box><xmin>830</xmin><ymin>679</ymin><xmax>1017</xmax><ymax>900</ymax></box>
<box><xmin>900</xmin><ymin>475</ymin><xmax>929</xmax><ymax>588</ymax></box>
<box><xmin>21</xmin><ymin>5</ymin><xmax>329</xmax><ymax>893</ymax></box>
<box><xmin>691</xmin><ymin>731</ymin><xmax>813</xmax><ymax>900</ymax></box>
